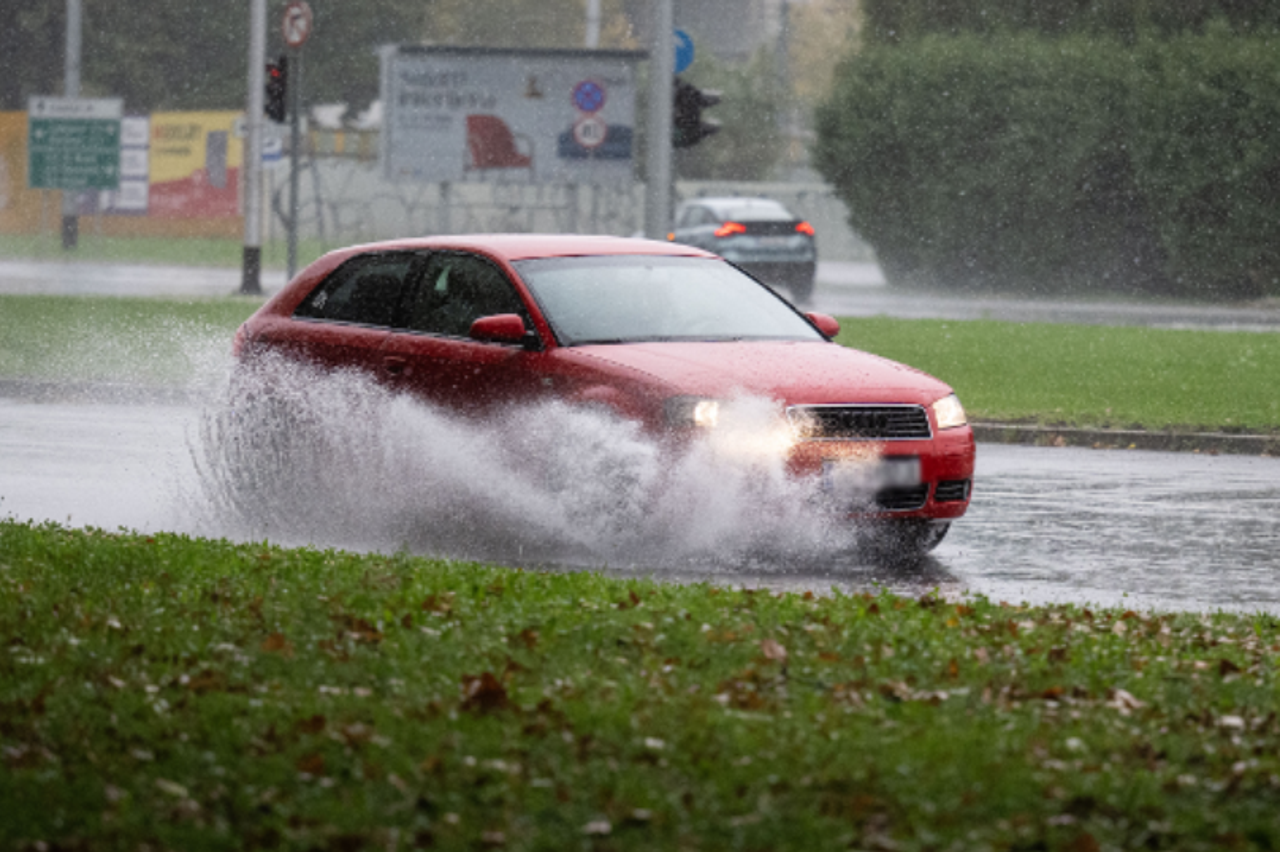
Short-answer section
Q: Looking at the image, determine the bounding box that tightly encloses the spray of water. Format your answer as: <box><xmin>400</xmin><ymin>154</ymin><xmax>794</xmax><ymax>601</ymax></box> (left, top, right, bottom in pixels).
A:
<box><xmin>189</xmin><ymin>355</ymin><xmax>886</xmax><ymax>570</ymax></box>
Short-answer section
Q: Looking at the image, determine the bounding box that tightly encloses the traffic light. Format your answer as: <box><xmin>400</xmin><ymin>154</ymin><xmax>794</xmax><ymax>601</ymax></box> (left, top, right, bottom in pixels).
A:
<box><xmin>265</xmin><ymin>55</ymin><xmax>288</xmax><ymax>123</ymax></box>
<box><xmin>672</xmin><ymin>76</ymin><xmax>721</xmax><ymax>149</ymax></box>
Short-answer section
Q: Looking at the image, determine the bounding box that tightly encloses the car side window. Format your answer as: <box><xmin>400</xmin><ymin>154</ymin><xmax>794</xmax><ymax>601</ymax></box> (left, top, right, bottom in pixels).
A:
<box><xmin>294</xmin><ymin>252</ymin><xmax>421</xmax><ymax>327</ymax></box>
<box><xmin>403</xmin><ymin>253</ymin><xmax>528</xmax><ymax>338</ymax></box>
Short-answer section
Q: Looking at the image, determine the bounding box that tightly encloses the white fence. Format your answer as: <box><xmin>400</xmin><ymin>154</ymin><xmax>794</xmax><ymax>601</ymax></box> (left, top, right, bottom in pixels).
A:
<box><xmin>263</xmin><ymin>156</ymin><xmax>875</xmax><ymax>262</ymax></box>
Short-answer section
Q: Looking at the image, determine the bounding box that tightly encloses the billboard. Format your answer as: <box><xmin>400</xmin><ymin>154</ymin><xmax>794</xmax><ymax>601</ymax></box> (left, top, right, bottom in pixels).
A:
<box><xmin>147</xmin><ymin>111</ymin><xmax>242</xmax><ymax>218</ymax></box>
<box><xmin>380</xmin><ymin>46</ymin><xmax>644</xmax><ymax>185</ymax></box>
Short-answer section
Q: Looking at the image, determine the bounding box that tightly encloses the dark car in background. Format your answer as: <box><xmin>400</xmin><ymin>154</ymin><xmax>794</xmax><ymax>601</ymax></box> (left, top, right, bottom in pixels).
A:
<box><xmin>669</xmin><ymin>197</ymin><xmax>817</xmax><ymax>304</ymax></box>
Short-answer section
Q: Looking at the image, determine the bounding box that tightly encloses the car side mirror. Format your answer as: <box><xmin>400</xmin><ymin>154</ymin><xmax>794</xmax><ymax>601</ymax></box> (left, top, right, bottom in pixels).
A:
<box><xmin>806</xmin><ymin>312</ymin><xmax>840</xmax><ymax>338</ymax></box>
<box><xmin>469</xmin><ymin>313</ymin><xmax>540</xmax><ymax>349</ymax></box>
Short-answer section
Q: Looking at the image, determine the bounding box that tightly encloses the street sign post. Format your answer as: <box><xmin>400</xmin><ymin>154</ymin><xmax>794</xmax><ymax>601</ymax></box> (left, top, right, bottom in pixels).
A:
<box><xmin>27</xmin><ymin>96</ymin><xmax>122</xmax><ymax>191</ymax></box>
<box><xmin>281</xmin><ymin>0</ymin><xmax>312</xmax><ymax>280</ymax></box>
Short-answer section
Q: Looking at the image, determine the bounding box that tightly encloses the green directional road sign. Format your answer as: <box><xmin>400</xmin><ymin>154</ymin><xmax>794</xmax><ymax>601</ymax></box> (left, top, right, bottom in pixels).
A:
<box><xmin>27</xmin><ymin>97</ymin><xmax>123</xmax><ymax>191</ymax></box>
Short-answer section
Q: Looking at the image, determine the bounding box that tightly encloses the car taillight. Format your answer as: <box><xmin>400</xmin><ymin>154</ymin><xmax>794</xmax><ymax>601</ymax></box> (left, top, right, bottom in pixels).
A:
<box><xmin>714</xmin><ymin>221</ymin><xmax>747</xmax><ymax>238</ymax></box>
<box><xmin>795</xmin><ymin>221</ymin><xmax>815</xmax><ymax>236</ymax></box>
<box><xmin>667</xmin><ymin>232</ymin><xmax>676</xmax><ymax>241</ymax></box>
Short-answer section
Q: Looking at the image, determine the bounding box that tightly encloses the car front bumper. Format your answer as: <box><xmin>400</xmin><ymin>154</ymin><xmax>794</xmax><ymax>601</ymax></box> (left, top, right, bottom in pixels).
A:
<box><xmin>786</xmin><ymin>425</ymin><xmax>976</xmax><ymax>520</ymax></box>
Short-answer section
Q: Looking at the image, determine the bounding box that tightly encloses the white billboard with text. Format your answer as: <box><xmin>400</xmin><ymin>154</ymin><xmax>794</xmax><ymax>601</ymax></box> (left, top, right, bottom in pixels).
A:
<box><xmin>380</xmin><ymin>46</ymin><xmax>643</xmax><ymax>185</ymax></box>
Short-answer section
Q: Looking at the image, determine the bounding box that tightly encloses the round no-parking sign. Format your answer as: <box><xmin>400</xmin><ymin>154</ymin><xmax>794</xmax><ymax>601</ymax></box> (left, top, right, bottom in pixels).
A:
<box><xmin>282</xmin><ymin>1</ymin><xmax>313</xmax><ymax>48</ymax></box>
<box><xmin>572</xmin><ymin>114</ymin><xmax>608</xmax><ymax>150</ymax></box>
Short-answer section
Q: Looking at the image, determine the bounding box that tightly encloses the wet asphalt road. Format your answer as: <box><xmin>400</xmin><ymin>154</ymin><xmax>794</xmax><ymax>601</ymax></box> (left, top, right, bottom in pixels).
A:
<box><xmin>3</xmin><ymin>396</ymin><xmax>1279</xmax><ymax>614</ymax></box>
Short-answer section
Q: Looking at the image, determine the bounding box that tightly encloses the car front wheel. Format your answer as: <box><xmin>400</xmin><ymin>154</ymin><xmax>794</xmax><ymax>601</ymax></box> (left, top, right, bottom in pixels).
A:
<box><xmin>866</xmin><ymin>520</ymin><xmax>950</xmax><ymax>560</ymax></box>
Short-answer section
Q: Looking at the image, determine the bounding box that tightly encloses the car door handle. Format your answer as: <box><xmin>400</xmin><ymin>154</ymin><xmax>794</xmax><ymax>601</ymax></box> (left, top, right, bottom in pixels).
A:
<box><xmin>382</xmin><ymin>356</ymin><xmax>409</xmax><ymax>377</ymax></box>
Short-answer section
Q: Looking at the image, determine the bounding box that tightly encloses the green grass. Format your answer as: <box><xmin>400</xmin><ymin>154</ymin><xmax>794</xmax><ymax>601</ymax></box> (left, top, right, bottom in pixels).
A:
<box><xmin>0</xmin><ymin>295</ymin><xmax>256</xmax><ymax>386</ymax></box>
<box><xmin>0</xmin><ymin>233</ymin><xmax>333</xmax><ymax>270</ymax></box>
<box><xmin>1</xmin><ymin>293</ymin><xmax>1277</xmax><ymax>433</ymax></box>
<box><xmin>838</xmin><ymin>318</ymin><xmax>1280</xmax><ymax>433</ymax></box>
<box><xmin>1</xmin><ymin>520</ymin><xmax>1278</xmax><ymax>851</ymax></box>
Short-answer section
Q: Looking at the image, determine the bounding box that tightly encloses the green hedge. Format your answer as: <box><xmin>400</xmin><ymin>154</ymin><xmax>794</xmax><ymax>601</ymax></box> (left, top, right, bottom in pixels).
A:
<box><xmin>861</xmin><ymin>0</ymin><xmax>1280</xmax><ymax>43</ymax></box>
<box><xmin>813</xmin><ymin>31</ymin><xmax>1280</xmax><ymax>297</ymax></box>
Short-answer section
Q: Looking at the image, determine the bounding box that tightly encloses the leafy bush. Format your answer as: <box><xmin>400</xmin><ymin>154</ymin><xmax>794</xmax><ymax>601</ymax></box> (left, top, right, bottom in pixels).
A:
<box><xmin>861</xmin><ymin>0</ymin><xmax>1280</xmax><ymax>44</ymax></box>
<box><xmin>813</xmin><ymin>32</ymin><xmax>1280</xmax><ymax>297</ymax></box>
<box><xmin>1127</xmin><ymin>30</ymin><xmax>1280</xmax><ymax>297</ymax></box>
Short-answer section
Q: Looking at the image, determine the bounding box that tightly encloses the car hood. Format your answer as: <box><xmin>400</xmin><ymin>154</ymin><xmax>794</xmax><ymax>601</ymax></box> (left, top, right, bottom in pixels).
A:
<box><xmin>571</xmin><ymin>340</ymin><xmax>953</xmax><ymax>406</ymax></box>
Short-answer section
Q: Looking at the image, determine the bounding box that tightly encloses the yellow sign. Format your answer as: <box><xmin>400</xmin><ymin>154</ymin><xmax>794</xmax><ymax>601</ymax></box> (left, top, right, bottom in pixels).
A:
<box><xmin>148</xmin><ymin>111</ymin><xmax>243</xmax><ymax>218</ymax></box>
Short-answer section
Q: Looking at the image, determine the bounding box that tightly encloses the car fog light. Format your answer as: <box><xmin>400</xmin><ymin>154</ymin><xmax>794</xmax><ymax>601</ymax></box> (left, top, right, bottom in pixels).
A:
<box><xmin>932</xmin><ymin>393</ymin><xmax>967</xmax><ymax>430</ymax></box>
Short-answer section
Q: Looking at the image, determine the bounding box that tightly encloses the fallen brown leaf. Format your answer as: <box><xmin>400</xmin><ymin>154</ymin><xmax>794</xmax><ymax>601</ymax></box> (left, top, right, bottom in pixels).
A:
<box><xmin>296</xmin><ymin>752</ymin><xmax>326</xmax><ymax>775</ymax></box>
<box><xmin>295</xmin><ymin>714</ymin><xmax>326</xmax><ymax>735</ymax></box>
<box><xmin>461</xmin><ymin>672</ymin><xmax>511</xmax><ymax>714</ymax></box>
<box><xmin>760</xmin><ymin>638</ymin><xmax>788</xmax><ymax>665</ymax></box>
<box><xmin>260</xmin><ymin>633</ymin><xmax>295</xmax><ymax>658</ymax></box>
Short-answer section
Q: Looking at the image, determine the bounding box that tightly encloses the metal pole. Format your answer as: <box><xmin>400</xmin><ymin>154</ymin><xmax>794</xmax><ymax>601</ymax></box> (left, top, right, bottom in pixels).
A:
<box><xmin>241</xmin><ymin>0</ymin><xmax>266</xmax><ymax>295</ymax></box>
<box><xmin>287</xmin><ymin>47</ymin><xmax>302</xmax><ymax>281</ymax></box>
<box><xmin>776</xmin><ymin>0</ymin><xmax>794</xmax><ymax>173</ymax></box>
<box><xmin>61</xmin><ymin>0</ymin><xmax>82</xmax><ymax>250</ymax></box>
<box><xmin>643</xmin><ymin>0</ymin><xmax>673</xmax><ymax>240</ymax></box>
<box><xmin>585</xmin><ymin>0</ymin><xmax>601</xmax><ymax>49</ymax></box>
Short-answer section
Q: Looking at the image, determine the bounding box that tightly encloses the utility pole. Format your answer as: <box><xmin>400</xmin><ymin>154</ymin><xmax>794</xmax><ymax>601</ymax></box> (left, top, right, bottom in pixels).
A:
<box><xmin>286</xmin><ymin>47</ymin><xmax>302</xmax><ymax>282</ymax></box>
<box><xmin>643</xmin><ymin>0</ymin><xmax>674</xmax><ymax>240</ymax></box>
<box><xmin>61</xmin><ymin>0</ymin><xmax>82</xmax><ymax>250</ymax></box>
<box><xmin>585</xmin><ymin>0</ymin><xmax>601</xmax><ymax>48</ymax></box>
<box><xmin>241</xmin><ymin>0</ymin><xmax>266</xmax><ymax>295</ymax></box>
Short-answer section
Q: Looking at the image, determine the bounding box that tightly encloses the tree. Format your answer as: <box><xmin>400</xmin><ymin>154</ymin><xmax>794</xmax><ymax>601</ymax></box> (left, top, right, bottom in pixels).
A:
<box><xmin>420</xmin><ymin>0</ymin><xmax>637</xmax><ymax>50</ymax></box>
<box><xmin>0</xmin><ymin>0</ymin><xmax>638</xmax><ymax>115</ymax></box>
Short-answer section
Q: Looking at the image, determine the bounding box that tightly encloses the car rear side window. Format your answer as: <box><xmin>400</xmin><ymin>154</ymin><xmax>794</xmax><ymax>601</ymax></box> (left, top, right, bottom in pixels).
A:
<box><xmin>294</xmin><ymin>252</ymin><xmax>421</xmax><ymax>327</ymax></box>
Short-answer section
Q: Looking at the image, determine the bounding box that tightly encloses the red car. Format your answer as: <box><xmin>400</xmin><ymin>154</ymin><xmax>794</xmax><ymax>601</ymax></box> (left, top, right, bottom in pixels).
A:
<box><xmin>233</xmin><ymin>235</ymin><xmax>974</xmax><ymax>554</ymax></box>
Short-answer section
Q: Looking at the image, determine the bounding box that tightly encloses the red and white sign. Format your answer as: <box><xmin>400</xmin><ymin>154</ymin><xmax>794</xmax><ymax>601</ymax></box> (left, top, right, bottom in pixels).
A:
<box><xmin>282</xmin><ymin>1</ymin><xmax>313</xmax><ymax>48</ymax></box>
<box><xmin>572</xmin><ymin>114</ymin><xmax>608</xmax><ymax>150</ymax></box>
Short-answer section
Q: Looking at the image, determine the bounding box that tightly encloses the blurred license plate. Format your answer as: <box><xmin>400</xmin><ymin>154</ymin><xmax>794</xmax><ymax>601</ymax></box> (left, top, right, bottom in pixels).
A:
<box><xmin>754</xmin><ymin>236</ymin><xmax>791</xmax><ymax>248</ymax></box>
<box><xmin>822</xmin><ymin>456</ymin><xmax>920</xmax><ymax>497</ymax></box>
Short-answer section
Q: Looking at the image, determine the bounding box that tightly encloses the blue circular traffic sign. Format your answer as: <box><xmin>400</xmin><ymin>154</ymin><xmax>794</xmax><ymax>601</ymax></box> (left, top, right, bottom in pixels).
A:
<box><xmin>674</xmin><ymin>29</ymin><xmax>695</xmax><ymax>74</ymax></box>
<box><xmin>572</xmin><ymin>80</ymin><xmax>606</xmax><ymax>114</ymax></box>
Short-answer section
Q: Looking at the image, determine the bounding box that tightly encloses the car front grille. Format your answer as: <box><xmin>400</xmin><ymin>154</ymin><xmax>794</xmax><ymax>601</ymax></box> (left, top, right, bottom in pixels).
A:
<box><xmin>934</xmin><ymin>479</ymin><xmax>971</xmax><ymax>503</ymax></box>
<box><xmin>874</xmin><ymin>484</ymin><xmax>930</xmax><ymax>512</ymax></box>
<box><xmin>789</xmin><ymin>405</ymin><xmax>932</xmax><ymax>441</ymax></box>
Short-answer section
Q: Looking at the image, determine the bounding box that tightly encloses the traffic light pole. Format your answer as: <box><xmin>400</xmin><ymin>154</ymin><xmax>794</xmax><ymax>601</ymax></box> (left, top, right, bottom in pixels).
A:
<box><xmin>286</xmin><ymin>48</ymin><xmax>302</xmax><ymax>282</ymax></box>
<box><xmin>240</xmin><ymin>0</ymin><xmax>266</xmax><ymax>295</ymax></box>
<box><xmin>60</xmin><ymin>0</ymin><xmax>82</xmax><ymax>250</ymax></box>
<box><xmin>643</xmin><ymin>0</ymin><xmax>674</xmax><ymax>240</ymax></box>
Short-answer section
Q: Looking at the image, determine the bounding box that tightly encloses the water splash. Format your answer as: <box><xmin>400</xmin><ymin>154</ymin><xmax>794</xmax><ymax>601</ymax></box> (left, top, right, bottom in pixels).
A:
<box><xmin>189</xmin><ymin>355</ymin><xmax>883</xmax><ymax>570</ymax></box>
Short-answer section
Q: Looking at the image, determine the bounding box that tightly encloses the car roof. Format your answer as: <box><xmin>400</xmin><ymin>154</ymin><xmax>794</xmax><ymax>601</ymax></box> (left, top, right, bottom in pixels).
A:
<box><xmin>681</xmin><ymin>197</ymin><xmax>793</xmax><ymax>217</ymax></box>
<box><xmin>327</xmin><ymin>233</ymin><xmax>717</xmax><ymax>263</ymax></box>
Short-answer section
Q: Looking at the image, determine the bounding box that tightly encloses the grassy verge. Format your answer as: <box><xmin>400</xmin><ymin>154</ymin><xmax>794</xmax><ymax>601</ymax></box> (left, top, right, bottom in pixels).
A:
<box><xmin>2</xmin><ymin>520</ymin><xmax>1278</xmax><ymax>850</ymax></box>
<box><xmin>0</xmin><ymin>295</ymin><xmax>255</xmax><ymax>387</ymax></box>
<box><xmin>0</xmin><ymin>233</ymin><xmax>332</xmax><ymax>271</ymax></box>
<box><xmin>1</xmin><ymin>293</ymin><xmax>1277</xmax><ymax>434</ymax></box>
<box><xmin>837</xmin><ymin>318</ymin><xmax>1280</xmax><ymax>434</ymax></box>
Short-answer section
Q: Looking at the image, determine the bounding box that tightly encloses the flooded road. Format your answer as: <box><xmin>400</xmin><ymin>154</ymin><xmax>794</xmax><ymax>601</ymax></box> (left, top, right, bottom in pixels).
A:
<box><xmin>3</xmin><ymin>395</ymin><xmax>1279</xmax><ymax>614</ymax></box>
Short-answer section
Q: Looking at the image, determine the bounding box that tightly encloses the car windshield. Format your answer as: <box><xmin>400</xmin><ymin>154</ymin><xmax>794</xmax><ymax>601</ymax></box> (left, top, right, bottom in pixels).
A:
<box><xmin>512</xmin><ymin>255</ymin><xmax>823</xmax><ymax>346</ymax></box>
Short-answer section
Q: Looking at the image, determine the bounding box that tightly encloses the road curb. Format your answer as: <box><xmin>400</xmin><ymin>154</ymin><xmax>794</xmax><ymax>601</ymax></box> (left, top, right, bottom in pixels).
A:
<box><xmin>972</xmin><ymin>422</ymin><xmax>1280</xmax><ymax>456</ymax></box>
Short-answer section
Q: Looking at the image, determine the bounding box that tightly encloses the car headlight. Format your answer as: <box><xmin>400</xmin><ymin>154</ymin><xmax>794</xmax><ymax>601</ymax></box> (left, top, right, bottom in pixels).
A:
<box><xmin>931</xmin><ymin>393</ymin><xmax>967</xmax><ymax>430</ymax></box>
<box><xmin>665</xmin><ymin>396</ymin><xmax>720</xmax><ymax>428</ymax></box>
